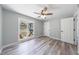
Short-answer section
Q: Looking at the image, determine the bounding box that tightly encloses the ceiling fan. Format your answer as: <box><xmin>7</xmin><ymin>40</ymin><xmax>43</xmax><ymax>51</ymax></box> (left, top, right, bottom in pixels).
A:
<box><xmin>34</xmin><ymin>7</ymin><xmax>53</xmax><ymax>19</ymax></box>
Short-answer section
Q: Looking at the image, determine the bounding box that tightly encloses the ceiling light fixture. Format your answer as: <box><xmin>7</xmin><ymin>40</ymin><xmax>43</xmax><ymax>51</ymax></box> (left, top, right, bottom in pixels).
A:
<box><xmin>34</xmin><ymin>6</ymin><xmax>53</xmax><ymax>19</ymax></box>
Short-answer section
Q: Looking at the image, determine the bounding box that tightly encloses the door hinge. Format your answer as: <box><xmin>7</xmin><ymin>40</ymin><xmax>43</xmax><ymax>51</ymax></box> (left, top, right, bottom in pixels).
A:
<box><xmin>74</xmin><ymin>38</ymin><xmax>75</xmax><ymax>42</ymax></box>
<box><xmin>73</xmin><ymin>18</ymin><xmax>75</xmax><ymax>21</ymax></box>
<box><xmin>73</xmin><ymin>29</ymin><xmax>75</xmax><ymax>31</ymax></box>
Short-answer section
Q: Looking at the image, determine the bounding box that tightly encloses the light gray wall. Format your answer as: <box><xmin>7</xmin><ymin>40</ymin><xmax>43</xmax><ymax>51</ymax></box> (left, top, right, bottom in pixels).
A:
<box><xmin>44</xmin><ymin>19</ymin><xmax>61</xmax><ymax>40</ymax></box>
<box><xmin>49</xmin><ymin>19</ymin><xmax>61</xmax><ymax>40</ymax></box>
<box><xmin>0</xmin><ymin>6</ymin><xmax>2</xmax><ymax>51</ymax></box>
<box><xmin>34</xmin><ymin>20</ymin><xmax>44</xmax><ymax>37</ymax></box>
<box><xmin>2</xmin><ymin>8</ymin><xmax>44</xmax><ymax>47</ymax></box>
<box><xmin>44</xmin><ymin>21</ymin><xmax>50</xmax><ymax>36</ymax></box>
<box><xmin>2</xmin><ymin>8</ymin><xmax>18</xmax><ymax>46</ymax></box>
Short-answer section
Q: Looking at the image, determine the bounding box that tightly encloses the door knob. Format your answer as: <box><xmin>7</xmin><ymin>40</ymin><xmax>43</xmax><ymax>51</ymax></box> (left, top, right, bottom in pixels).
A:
<box><xmin>61</xmin><ymin>30</ymin><xmax>63</xmax><ymax>32</ymax></box>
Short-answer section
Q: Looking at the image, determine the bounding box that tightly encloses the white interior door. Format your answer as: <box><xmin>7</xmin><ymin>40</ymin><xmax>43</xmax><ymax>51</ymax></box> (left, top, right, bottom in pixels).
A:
<box><xmin>61</xmin><ymin>18</ymin><xmax>74</xmax><ymax>44</ymax></box>
<box><xmin>77</xmin><ymin>16</ymin><xmax>79</xmax><ymax>54</ymax></box>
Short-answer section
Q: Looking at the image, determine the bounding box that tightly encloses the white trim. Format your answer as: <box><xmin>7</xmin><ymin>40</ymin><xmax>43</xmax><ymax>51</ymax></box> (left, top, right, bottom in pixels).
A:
<box><xmin>48</xmin><ymin>36</ymin><xmax>74</xmax><ymax>44</ymax></box>
<box><xmin>78</xmin><ymin>46</ymin><xmax>79</xmax><ymax>54</ymax></box>
<box><xmin>2</xmin><ymin>42</ymin><xmax>19</xmax><ymax>50</ymax></box>
<box><xmin>48</xmin><ymin>36</ymin><xmax>61</xmax><ymax>41</ymax></box>
<box><xmin>19</xmin><ymin>36</ymin><xmax>40</xmax><ymax>43</ymax></box>
<box><xmin>52</xmin><ymin>37</ymin><xmax>61</xmax><ymax>40</ymax></box>
<box><xmin>0</xmin><ymin>48</ymin><xmax>2</xmax><ymax>54</ymax></box>
<box><xmin>0</xmin><ymin>48</ymin><xmax>1</xmax><ymax>54</ymax></box>
<box><xmin>41</xmin><ymin>36</ymin><xmax>61</xmax><ymax>40</ymax></box>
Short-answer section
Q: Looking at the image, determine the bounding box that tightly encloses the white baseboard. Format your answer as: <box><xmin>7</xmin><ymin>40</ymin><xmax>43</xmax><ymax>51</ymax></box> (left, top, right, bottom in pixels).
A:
<box><xmin>2</xmin><ymin>36</ymin><xmax>42</xmax><ymax>50</ymax></box>
<box><xmin>49</xmin><ymin>36</ymin><xmax>61</xmax><ymax>40</ymax></box>
<box><xmin>0</xmin><ymin>49</ymin><xmax>1</xmax><ymax>54</ymax></box>
<box><xmin>0</xmin><ymin>48</ymin><xmax>2</xmax><ymax>54</ymax></box>
<box><xmin>41</xmin><ymin>35</ymin><xmax>61</xmax><ymax>41</ymax></box>
<box><xmin>2</xmin><ymin>42</ymin><xmax>19</xmax><ymax>50</ymax></box>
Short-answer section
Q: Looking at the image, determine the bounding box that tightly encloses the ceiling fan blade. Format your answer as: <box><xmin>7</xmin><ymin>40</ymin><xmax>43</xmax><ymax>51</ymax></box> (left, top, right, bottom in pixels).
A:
<box><xmin>43</xmin><ymin>7</ymin><xmax>47</xmax><ymax>11</ymax></box>
<box><xmin>33</xmin><ymin>12</ymin><xmax>41</xmax><ymax>15</ymax></box>
<box><xmin>46</xmin><ymin>13</ymin><xmax>53</xmax><ymax>15</ymax></box>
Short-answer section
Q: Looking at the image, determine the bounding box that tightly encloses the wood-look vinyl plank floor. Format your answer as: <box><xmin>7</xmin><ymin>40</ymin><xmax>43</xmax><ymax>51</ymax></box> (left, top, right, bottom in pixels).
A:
<box><xmin>1</xmin><ymin>36</ymin><xmax>77</xmax><ymax>55</ymax></box>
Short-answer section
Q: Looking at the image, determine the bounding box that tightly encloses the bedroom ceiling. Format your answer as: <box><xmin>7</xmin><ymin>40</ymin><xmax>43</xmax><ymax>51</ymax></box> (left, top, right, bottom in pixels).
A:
<box><xmin>2</xmin><ymin>4</ymin><xmax>78</xmax><ymax>21</ymax></box>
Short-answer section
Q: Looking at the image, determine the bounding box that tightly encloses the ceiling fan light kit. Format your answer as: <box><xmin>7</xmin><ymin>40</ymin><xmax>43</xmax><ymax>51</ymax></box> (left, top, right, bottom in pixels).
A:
<box><xmin>34</xmin><ymin>7</ymin><xmax>53</xmax><ymax>19</ymax></box>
